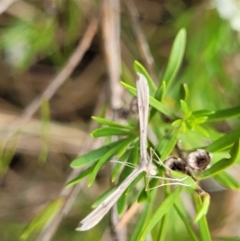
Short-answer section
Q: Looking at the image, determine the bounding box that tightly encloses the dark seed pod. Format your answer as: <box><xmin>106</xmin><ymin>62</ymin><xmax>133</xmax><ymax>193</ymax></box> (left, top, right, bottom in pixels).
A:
<box><xmin>186</xmin><ymin>149</ymin><xmax>210</xmax><ymax>171</ymax></box>
<box><xmin>164</xmin><ymin>156</ymin><xmax>187</xmax><ymax>173</ymax></box>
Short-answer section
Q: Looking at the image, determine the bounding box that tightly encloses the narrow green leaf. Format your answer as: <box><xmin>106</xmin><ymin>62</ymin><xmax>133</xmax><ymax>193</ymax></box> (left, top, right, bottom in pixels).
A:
<box><xmin>138</xmin><ymin>188</ymin><xmax>148</xmax><ymax>203</ymax></box>
<box><xmin>138</xmin><ymin>178</ymin><xmax>159</xmax><ymax>203</ymax></box>
<box><xmin>192</xmin><ymin>110</ymin><xmax>214</xmax><ymax>118</ymax></box>
<box><xmin>194</xmin><ymin>116</ymin><xmax>208</xmax><ymax>124</ymax></box>
<box><xmin>214</xmin><ymin>171</ymin><xmax>240</xmax><ymax>190</ymax></box>
<box><xmin>194</xmin><ymin>192</ymin><xmax>210</xmax><ymax>222</ymax></box>
<box><xmin>121</xmin><ymin>81</ymin><xmax>175</xmax><ymax>118</ymax></box>
<box><xmin>194</xmin><ymin>194</ymin><xmax>211</xmax><ymax>241</ymax></box>
<box><xmin>192</xmin><ymin>106</ymin><xmax>240</xmax><ymax>123</ymax></box>
<box><xmin>180</xmin><ymin>83</ymin><xmax>189</xmax><ymax>101</ymax></box>
<box><xmin>132</xmin><ymin>143</ymin><xmax>140</xmax><ymax>165</ymax></box>
<box><xmin>20</xmin><ymin>198</ymin><xmax>63</xmax><ymax>240</ymax></box>
<box><xmin>172</xmin><ymin>119</ymin><xmax>182</xmax><ymax>127</ymax></box>
<box><xmin>134</xmin><ymin>61</ymin><xmax>157</xmax><ymax>94</ymax></box>
<box><xmin>39</xmin><ymin>99</ymin><xmax>50</xmax><ymax>163</ymax></box>
<box><xmin>117</xmin><ymin>192</ymin><xmax>127</xmax><ymax>215</ymax></box>
<box><xmin>129</xmin><ymin>203</ymin><xmax>151</xmax><ymax>241</ymax></box>
<box><xmin>157</xmin><ymin>214</ymin><xmax>168</xmax><ymax>241</ymax></box>
<box><xmin>41</xmin><ymin>99</ymin><xmax>50</xmax><ymax>124</ymax></box>
<box><xmin>66</xmin><ymin>166</ymin><xmax>94</xmax><ymax>187</ymax></box>
<box><xmin>92</xmin><ymin>116</ymin><xmax>132</xmax><ymax>129</ymax></box>
<box><xmin>200</xmin><ymin>140</ymin><xmax>240</xmax><ymax>179</ymax></box>
<box><xmin>125</xmin><ymin>173</ymin><xmax>144</xmax><ymax>196</ymax></box>
<box><xmin>162</xmin><ymin>28</ymin><xmax>186</xmax><ymax>87</ymax></box>
<box><xmin>180</xmin><ymin>100</ymin><xmax>190</xmax><ymax>115</ymax></box>
<box><xmin>111</xmin><ymin>148</ymin><xmax>132</xmax><ymax>182</ymax></box>
<box><xmin>70</xmin><ymin>138</ymin><xmax>129</xmax><ymax>168</ymax></box>
<box><xmin>161</xmin><ymin>127</ymin><xmax>181</xmax><ymax>161</ymax></box>
<box><xmin>206</xmin><ymin>106</ymin><xmax>240</xmax><ymax>122</ymax></box>
<box><xmin>91</xmin><ymin>127</ymin><xmax>134</xmax><ymax>138</ymax></box>
<box><xmin>88</xmin><ymin>137</ymin><xmax>133</xmax><ymax>186</ymax></box>
<box><xmin>138</xmin><ymin>187</ymin><xmax>182</xmax><ymax>241</ymax></box>
<box><xmin>119</xmin><ymin>151</ymin><xmax>138</xmax><ymax>183</ymax></box>
<box><xmin>194</xmin><ymin>124</ymin><xmax>210</xmax><ymax>137</ymax></box>
<box><xmin>92</xmin><ymin>187</ymin><xmax>116</xmax><ymax>208</ymax></box>
<box><xmin>155</xmin><ymin>81</ymin><xmax>166</xmax><ymax>102</ymax></box>
<box><xmin>205</xmin><ymin>128</ymin><xmax>240</xmax><ymax>152</ymax></box>
<box><xmin>112</xmin><ymin>162</ymin><xmax>122</xmax><ymax>182</ymax></box>
<box><xmin>0</xmin><ymin>132</ymin><xmax>20</xmax><ymax>175</ymax></box>
<box><xmin>150</xmin><ymin>79</ymin><xmax>166</xmax><ymax>119</ymax></box>
<box><xmin>149</xmin><ymin>95</ymin><xmax>175</xmax><ymax>118</ymax></box>
<box><xmin>174</xmin><ymin>204</ymin><xmax>199</xmax><ymax>241</ymax></box>
<box><xmin>229</xmin><ymin>139</ymin><xmax>240</xmax><ymax>160</ymax></box>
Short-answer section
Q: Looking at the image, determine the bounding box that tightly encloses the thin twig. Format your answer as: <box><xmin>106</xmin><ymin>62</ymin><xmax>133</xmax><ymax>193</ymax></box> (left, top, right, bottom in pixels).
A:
<box><xmin>116</xmin><ymin>201</ymin><xmax>141</xmax><ymax>229</ymax></box>
<box><xmin>125</xmin><ymin>0</ymin><xmax>158</xmax><ymax>84</ymax></box>
<box><xmin>36</xmin><ymin>83</ymin><xmax>107</xmax><ymax>241</ymax></box>
<box><xmin>102</xmin><ymin>0</ymin><xmax>126</xmax><ymax>239</ymax></box>
<box><xmin>2</xmin><ymin>8</ymin><xmax>100</xmax><ymax>144</ymax></box>
<box><xmin>4</xmin><ymin>6</ymin><xmax>101</xmax><ymax>241</ymax></box>
<box><xmin>102</xmin><ymin>0</ymin><xmax>122</xmax><ymax>110</ymax></box>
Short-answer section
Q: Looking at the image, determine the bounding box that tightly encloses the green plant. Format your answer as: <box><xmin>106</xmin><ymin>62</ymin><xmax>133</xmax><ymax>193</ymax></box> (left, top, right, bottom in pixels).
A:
<box><xmin>68</xmin><ymin>28</ymin><xmax>240</xmax><ymax>240</ymax></box>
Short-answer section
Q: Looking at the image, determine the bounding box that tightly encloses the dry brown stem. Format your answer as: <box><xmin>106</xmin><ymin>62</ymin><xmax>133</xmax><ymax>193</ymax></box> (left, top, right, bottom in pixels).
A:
<box><xmin>2</xmin><ymin>8</ymin><xmax>99</xmax><ymax>144</ymax></box>
<box><xmin>125</xmin><ymin>0</ymin><xmax>157</xmax><ymax>84</ymax></box>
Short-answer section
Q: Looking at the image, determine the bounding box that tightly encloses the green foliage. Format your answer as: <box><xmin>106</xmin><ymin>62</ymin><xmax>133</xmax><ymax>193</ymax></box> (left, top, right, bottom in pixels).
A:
<box><xmin>20</xmin><ymin>199</ymin><xmax>63</xmax><ymax>240</ymax></box>
<box><xmin>39</xmin><ymin>100</ymin><xmax>50</xmax><ymax>163</ymax></box>
<box><xmin>67</xmin><ymin>28</ymin><xmax>240</xmax><ymax>240</ymax></box>
<box><xmin>194</xmin><ymin>193</ymin><xmax>211</xmax><ymax>222</ymax></box>
<box><xmin>129</xmin><ymin>202</ymin><xmax>152</xmax><ymax>241</ymax></box>
<box><xmin>0</xmin><ymin>1</ymin><xmax>82</xmax><ymax>69</ymax></box>
<box><xmin>160</xmin><ymin>28</ymin><xmax>186</xmax><ymax>89</ymax></box>
<box><xmin>214</xmin><ymin>171</ymin><xmax>240</xmax><ymax>190</ymax></box>
<box><xmin>88</xmin><ymin>137</ymin><xmax>134</xmax><ymax>186</ymax></box>
<box><xmin>71</xmin><ymin>138</ymin><xmax>133</xmax><ymax>168</ymax></box>
<box><xmin>0</xmin><ymin>20</ymin><xmax>56</xmax><ymax>69</ymax></box>
<box><xmin>174</xmin><ymin>204</ymin><xmax>199</xmax><ymax>241</ymax></box>
<box><xmin>174</xmin><ymin>8</ymin><xmax>240</xmax><ymax>111</ymax></box>
<box><xmin>194</xmin><ymin>194</ymin><xmax>211</xmax><ymax>241</ymax></box>
<box><xmin>200</xmin><ymin>140</ymin><xmax>240</xmax><ymax>179</ymax></box>
<box><xmin>138</xmin><ymin>187</ymin><xmax>183</xmax><ymax>241</ymax></box>
<box><xmin>0</xmin><ymin>131</ymin><xmax>20</xmax><ymax>175</ymax></box>
<box><xmin>134</xmin><ymin>61</ymin><xmax>157</xmax><ymax>95</ymax></box>
<box><xmin>12</xmin><ymin>21</ymin><xmax>240</xmax><ymax>239</ymax></box>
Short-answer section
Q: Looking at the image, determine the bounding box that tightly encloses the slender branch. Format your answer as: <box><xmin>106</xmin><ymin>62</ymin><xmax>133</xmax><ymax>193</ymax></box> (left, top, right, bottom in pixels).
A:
<box><xmin>102</xmin><ymin>0</ymin><xmax>122</xmax><ymax>110</ymax></box>
<box><xmin>116</xmin><ymin>201</ymin><xmax>141</xmax><ymax>229</ymax></box>
<box><xmin>36</xmin><ymin>84</ymin><xmax>107</xmax><ymax>241</ymax></box>
<box><xmin>125</xmin><ymin>0</ymin><xmax>158</xmax><ymax>84</ymax></box>
<box><xmin>2</xmin><ymin>8</ymin><xmax>100</xmax><ymax>144</ymax></box>
<box><xmin>102</xmin><ymin>0</ymin><xmax>126</xmax><ymax>239</ymax></box>
<box><xmin>14</xmin><ymin>6</ymin><xmax>101</xmax><ymax>241</ymax></box>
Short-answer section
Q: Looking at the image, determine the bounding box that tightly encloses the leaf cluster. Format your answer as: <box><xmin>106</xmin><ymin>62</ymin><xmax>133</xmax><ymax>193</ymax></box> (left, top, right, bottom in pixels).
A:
<box><xmin>67</xmin><ymin>29</ymin><xmax>240</xmax><ymax>240</ymax></box>
<box><xmin>20</xmin><ymin>28</ymin><xmax>240</xmax><ymax>240</ymax></box>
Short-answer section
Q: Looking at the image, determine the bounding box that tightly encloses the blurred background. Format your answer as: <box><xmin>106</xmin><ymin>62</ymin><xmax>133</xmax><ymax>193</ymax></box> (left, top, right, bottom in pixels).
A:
<box><xmin>0</xmin><ymin>0</ymin><xmax>240</xmax><ymax>240</ymax></box>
